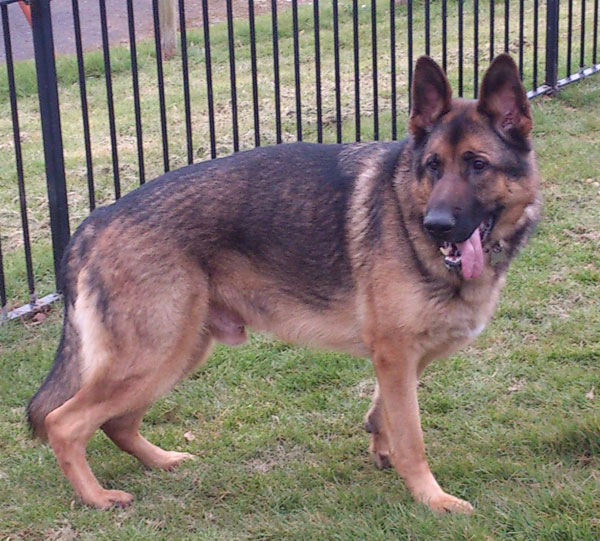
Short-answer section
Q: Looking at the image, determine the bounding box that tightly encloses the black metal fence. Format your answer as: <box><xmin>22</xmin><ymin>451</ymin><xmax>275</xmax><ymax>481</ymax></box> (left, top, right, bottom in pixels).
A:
<box><xmin>0</xmin><ymin>0</ymin><xmax>599</xmax><ymax>320</ymax></box>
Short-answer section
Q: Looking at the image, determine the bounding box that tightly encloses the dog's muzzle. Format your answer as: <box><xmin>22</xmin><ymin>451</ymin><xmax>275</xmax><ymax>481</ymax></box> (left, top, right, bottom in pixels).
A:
<box><xmin>423</xmin><ymin>210</ymin><xmax>497</xmax><ymax>281</ymax></box>
<box><xmin>439</xmin><ymin>214</ymin><xmax>497</xmax><ymax>280</ymax></box>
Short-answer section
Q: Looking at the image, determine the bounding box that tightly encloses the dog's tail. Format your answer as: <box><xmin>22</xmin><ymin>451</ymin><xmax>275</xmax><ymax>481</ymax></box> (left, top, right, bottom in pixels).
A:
<box><xmin>26</xmin><ymin>308</ymin><xmax>82</xmax><ymax>440</ymax></box>
<box><xmin>27</xmin><ymin>214</ymin><xmax>108</xmax><ymax>440</ymax></box>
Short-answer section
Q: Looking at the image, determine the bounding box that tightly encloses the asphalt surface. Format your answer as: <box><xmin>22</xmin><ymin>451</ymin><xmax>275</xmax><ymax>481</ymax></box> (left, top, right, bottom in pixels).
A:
<box><xmin>0</xmin><ymin>0</ymin><xmax>303</xmax><ymax>63</ymax></box>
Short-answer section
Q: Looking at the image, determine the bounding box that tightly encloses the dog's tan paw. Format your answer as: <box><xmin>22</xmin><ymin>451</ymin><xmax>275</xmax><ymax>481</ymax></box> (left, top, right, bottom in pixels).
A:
<box><xmin>157</xmin><ymin>451</ymin><xmax>196</xmax><ymax>471</ymax></box>
<box><xmin>86</xmin><ymin>489</ymin><xmax>134</xmax><ymax>510</ymax></box>
<box><xmin>427</xmin><ymin>492</ymin><xmax>474</xmax><ymax>514</ymax></box>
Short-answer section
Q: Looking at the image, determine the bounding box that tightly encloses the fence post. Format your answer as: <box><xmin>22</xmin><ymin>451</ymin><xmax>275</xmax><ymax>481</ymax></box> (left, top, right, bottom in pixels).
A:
<box><xmin>544</xmin><ymin>0</ymin><xmax>560</xmax><ymax>94</ymax></box>
<box><xmin>30</xmin><ymin>0</ymin><xmax>70</xmax><ymax>289</ymax></box>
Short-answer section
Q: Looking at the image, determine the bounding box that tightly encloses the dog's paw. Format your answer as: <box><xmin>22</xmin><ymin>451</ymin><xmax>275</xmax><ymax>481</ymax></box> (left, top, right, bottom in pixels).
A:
<box><xmin>426</xmin><ymin>492</ymin><xmax>474</xmax><ymax>514</ymax></box>
<box><xmin>86</xmin><ymin>489</ymin><xmax>134</xmax><ymax>510</ymax></box>
<box><xmin>157</xmin><ymin>451</ymin><xmax>196</xmax><ymax>471</ymax></box>
<box><xmin>368</xmin><ymin>434</ymin><xmax>393</xmax><ymax>470</ymax></box>
<box><xmin>370</xmin><ymin>448</ymin><xmax>392</xmax><ymax>470</ymax></box>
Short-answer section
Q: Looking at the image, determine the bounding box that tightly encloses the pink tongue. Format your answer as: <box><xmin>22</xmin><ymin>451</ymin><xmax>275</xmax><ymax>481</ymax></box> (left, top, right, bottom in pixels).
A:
<box><xmin>456</xmin><ymin>227</ymin><xmax>484</xmax><ymax>280</ymax></box>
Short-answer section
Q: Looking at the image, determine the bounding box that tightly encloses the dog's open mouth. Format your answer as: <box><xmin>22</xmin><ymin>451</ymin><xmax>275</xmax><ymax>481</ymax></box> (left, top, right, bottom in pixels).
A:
<box><xmin>439</xmin><ymin>214</ymin><xmax>496</xmax><ymax>280</ymax></box>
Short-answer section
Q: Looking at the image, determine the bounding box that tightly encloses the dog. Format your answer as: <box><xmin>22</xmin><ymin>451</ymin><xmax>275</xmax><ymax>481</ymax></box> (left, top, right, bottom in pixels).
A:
<box><xmin>27</xmin><ymin>54</ymin><xmax>540</xmax><ymax>513</ymax></box>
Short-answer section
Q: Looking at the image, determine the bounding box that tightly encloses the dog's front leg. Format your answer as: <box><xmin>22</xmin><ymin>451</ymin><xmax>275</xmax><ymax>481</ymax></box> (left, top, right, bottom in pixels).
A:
<box><xmin>371</xmin><ymin>337</ymin><xmax>473</xmax><ymax>514</ymax></box>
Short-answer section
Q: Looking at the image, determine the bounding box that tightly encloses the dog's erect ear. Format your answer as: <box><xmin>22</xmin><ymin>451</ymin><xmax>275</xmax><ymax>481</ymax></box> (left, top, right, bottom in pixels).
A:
<box><xmin>477</xmin><ymin>54</ymin><xmax>532</xmax><ymax>142</ymax></box>
<box><xmin>409</xmin><ymin>56</ymin><xmax>452</xmax><ymax>138</ymax></box>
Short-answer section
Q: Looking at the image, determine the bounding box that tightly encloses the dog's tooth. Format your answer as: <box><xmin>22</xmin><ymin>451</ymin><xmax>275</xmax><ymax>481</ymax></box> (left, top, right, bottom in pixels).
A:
<box><xmin>440</xmin><ymin>245</ymin><xmax>452</xmax><ymax>256</ymax></box>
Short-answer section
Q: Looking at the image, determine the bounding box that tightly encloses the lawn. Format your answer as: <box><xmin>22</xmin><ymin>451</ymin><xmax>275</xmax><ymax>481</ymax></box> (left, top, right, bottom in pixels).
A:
<box><xmin>1</xmin><ymin>1</ymin><xmax>600</xmax><ymax>539</ymax></box>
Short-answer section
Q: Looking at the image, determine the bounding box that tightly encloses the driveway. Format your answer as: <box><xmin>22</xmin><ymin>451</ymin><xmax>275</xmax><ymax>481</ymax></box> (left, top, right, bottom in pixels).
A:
<box><xmin>0</xmin><ymin>0</ymin><xmax>309</xmax><ymax>63</ymax></box>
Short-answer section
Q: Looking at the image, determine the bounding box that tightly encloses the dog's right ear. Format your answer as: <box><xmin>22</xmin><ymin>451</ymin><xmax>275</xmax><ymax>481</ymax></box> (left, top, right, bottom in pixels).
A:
<box><xmin>409</xmin><ymin>56</ymin><xmax>452</xmax><ymax>139</ymax></box>
<box><xmin>477</xmin><ymin>54</ymin><xmax>532</xmax><ymax>143</ymax></box>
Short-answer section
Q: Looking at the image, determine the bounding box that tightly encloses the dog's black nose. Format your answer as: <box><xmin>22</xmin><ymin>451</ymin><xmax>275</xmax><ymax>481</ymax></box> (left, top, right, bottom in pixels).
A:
<box><xmin>423</xmin><ymin>208</ymin><xmax>455</xmax><ymax>238</ymax></box>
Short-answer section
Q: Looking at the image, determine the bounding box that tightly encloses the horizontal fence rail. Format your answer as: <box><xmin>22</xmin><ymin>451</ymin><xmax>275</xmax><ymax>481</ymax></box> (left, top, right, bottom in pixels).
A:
<box><xmin>0</xmin><ymin>0</ymin><xmax>599</xmax><ymax>321</ymax></box>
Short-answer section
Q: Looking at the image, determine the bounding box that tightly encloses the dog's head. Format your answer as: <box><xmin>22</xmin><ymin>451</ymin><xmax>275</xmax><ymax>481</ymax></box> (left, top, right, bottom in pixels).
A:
<box><xmin>408</xmin><ymin>54</ymin><xmax>540</xmax><ymax>280</ymax></box>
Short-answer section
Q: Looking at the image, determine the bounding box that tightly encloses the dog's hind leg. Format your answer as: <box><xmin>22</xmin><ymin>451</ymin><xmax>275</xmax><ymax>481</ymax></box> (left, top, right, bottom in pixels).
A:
<box><xmin>364</xmin><ymin>383</ymin><xmax>392</xmax><ymax>470</ymax></box>
<box><xmin>45</xmin><ymin>345</ymin><xmax>207</xmax><ymax>509</ymax></box>
<box><xmin>101</xmin><ymin>409</ymin><xmax>194</xmax><ymax>471</ymax></box>
<box><xmin>44</xmin><ymin>272</ymin><xmax>211</xmax><ymax>509</ymax></box>
<box><xmin>101</xmin><ymin>334</ymin><xmax>214</xmax><ymax>471</ymax></box>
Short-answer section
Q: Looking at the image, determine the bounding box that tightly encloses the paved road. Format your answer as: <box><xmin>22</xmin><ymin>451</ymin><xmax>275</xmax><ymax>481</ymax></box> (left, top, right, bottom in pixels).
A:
<box><xmin>0</xmin><ymin>0</ymin><xmax>304</xmax><ymax>63</ymax></box>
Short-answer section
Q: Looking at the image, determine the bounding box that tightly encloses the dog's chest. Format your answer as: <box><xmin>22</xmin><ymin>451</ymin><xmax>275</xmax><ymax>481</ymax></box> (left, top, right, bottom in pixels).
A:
<box><xmin>429</xmin><ymin>307</ymin><xmax>489</xmax><ymax>343</ymax></box>
<box><xmin>416</xmin><ymin>282</ymin><xmax>502</xmax><ymax>359</ymax></box>
<box><xmin>465</xmin><ymin>321</ymin><xmax>487</xmax><ymax>339</ymax></box>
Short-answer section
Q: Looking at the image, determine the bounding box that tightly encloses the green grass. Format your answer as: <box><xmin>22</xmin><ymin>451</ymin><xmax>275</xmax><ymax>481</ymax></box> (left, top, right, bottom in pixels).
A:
<box><xmin>1</xmin><ymin>1</ymin><xmax>600</xmax><ymax>539</ymax></box>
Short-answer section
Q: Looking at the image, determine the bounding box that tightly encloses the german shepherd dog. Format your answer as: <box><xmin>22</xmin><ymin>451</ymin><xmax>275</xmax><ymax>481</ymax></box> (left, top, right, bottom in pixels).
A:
<box><xmin>28</xmin><ymin>54</ymin><xmax>540</xmax><ymax>513</ymax></box>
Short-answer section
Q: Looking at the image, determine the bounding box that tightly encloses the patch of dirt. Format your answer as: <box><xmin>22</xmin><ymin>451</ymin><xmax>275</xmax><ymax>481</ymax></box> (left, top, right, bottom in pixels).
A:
<box><xmin>354</xmin><ymin>378</ymin><xmax>375</xmax><ymax>399</ymax></box>
<box><xmin>245</xmin><ymin>444</ymin><xmax>311</xmax><ymax>473</ymax></box>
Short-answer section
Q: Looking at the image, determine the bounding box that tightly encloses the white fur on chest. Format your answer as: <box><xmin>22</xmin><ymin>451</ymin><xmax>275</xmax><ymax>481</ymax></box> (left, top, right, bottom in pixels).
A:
<box><xmin>466</xmin><ymin>321</ymin><xmax>487</xmax><ymax>339</ymax></box>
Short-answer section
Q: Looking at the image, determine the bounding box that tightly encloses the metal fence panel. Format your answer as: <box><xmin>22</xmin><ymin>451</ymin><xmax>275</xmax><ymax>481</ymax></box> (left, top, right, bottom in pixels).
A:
<box><xmin>1</xmin><ymin>0</ymin><xmax>599</xmax><ymax>320</ymax></box>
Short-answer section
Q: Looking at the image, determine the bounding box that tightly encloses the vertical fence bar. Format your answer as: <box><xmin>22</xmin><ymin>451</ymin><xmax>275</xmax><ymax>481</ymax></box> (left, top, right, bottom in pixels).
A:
<box><xmin>271</xmin><ymin>0</ymin><xmax>282</xmax><ymax>144</ymax></box>
<box><xmin>152</xmin><ymin>0</ymin><xmax>170</xmax><ymax>171</ymax></box>
<box><xmin>71</xmin><ymin>0</ymin><xmax>95</xmax><ymax>209</ymax></box>
<box><xmin>333</xmin><ymin>0</ymin><xmax>342</xmax><ymax>143</ymax></box>
<box><xmin>534</xmin><ymin>0</ymin><xmax>539</xmax><ymax>89</ymax></box>
<box><xmin>313</xmin><ymin>0</ymin><xmax>323</xmax><ymax>143</ymax></box>
<box><xmin>30</xmin><ymin>0</ymin><xmax>70</xmax><ymax>287</ymax></box>
<box><xmin>292</xmin><ymin>0</ymin><xmax>302</xmax><ymax>141</ymax></box>
<box><xmin>408</xmin><ymin>0</ymin><xmax>413</xmax><ymax>108</ymax></box>
<box><xmin>580</xmin><ymin>0</ymin><xmax>586</xmax><ymax>69</ymax></box>
<box><xmin>202</xmin><ymin>0</ymin><xmax>216</xmax><ymax>158</ymax></box>
<box><xmin>545</xmin><ymin>0</ymin><xmax>560</xmax><ymax>92</ymax></box>
<box><xmin>504</xmin><ymin>0</ymin><xmax>510</xmax><ymax>53</ymax></box>
<box><xmin>126</xmin><ymin>0</ymin><xmax>145</xmax><ymax>184</ymax></box>
<box><xmin>371</xmin><ymin>0</ymin><xmax>379</xmax><ymax>140</ymax></box>
<box><xmin>179</xmin><ymin>0</ymin><xmax>193</xmax><ymax>165</ymax></box>
<box><xmin>3</xmin><ymin>4</ymin><xmax>35</xmax><ymax>302</ymax></box>
<box><xmin>567</xmin><ymin>0</ymin><xmax>573</xmax><ymax>75</ymax></box>
<box><xmin>352</xmin><ymin>0</ymin><xmax>360</xmax><ymax>141</ymax></box>
<box><xmin>226</xmin><ymin>0</ymin><xmax>239</xmax><ymax>151</ymax></box>
<box><xmin>0</xmin><ymin>235</ymin><xmax>6</xmax><ymax>318</ymax></box>
<box><xmin>425</xmin><ymin>0</ymin><xmax>430</xmax><ymax>56</ymax></box>
<box><xmin>519</xmin><ymin>0</ymin><xmax>524</xmax><ymax>78</ymax></box>
<box><xmin>474</xmin><ymin>0</ymin><xmax>479</xmax><ymax>97</ymax></box>
<box><xmin>371</xmin><ymin>0</ymin><xmax>379</xmax><ymax>141</ymax></box>
<box><xmin>248</xmin><ymin>0</ymin><xmax>260</xmax><ymax>147</ymax></box>
<box><xmin>594</xmin><ymin>0</ymin><xmax>599</xmax><ymax>63</ymax></box>
<box><xmin>490</xmin><ymin>0</ymin><xmax>494</xmax><ymax>61</ymax></box>
<box><xmin>99</xmin><ymin>0</ymin><xmax>121</xmax><ymax>198</ymax></box>
<box><xmin>459</xmin><ymin>0</ymin><xmax>464</xmax><ymax>96</ymax></box>
<box><xmin>225</xmin><ymin>1</ymin><xmax>239</xmax><ymax>151</ymax></box>
<box><xmin>443</xmin><ymin>0</ymin><xmax>448</xmax><ymax>71</ymax></box>
<box><xmin>390</xmin><ymin>0</ymin><xmax>397</xmax><ymax>140</ymax></box>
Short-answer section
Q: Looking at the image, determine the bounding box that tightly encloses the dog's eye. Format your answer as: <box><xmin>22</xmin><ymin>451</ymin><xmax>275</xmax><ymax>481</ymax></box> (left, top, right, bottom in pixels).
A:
<box><xmin>472</xmin><ymin>159</ymin><xmax>487</xmax><ymax>171</ymax></box>
<box><xmin>427</xmin><ymin>157</ymin><xmax>440</xmax><ymax>172</ymax></box>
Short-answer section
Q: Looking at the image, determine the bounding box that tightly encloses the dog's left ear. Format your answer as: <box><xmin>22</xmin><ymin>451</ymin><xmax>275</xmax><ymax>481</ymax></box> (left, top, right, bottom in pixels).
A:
<box><xmin>478</xmin><ymin>54</ymin><xmax>532</xmax><ymax>142</ymax></box>
<box><xmin>409</xmin><ymin>56</ymin><xmax>452</xmax><ymax>139</ymax></box>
